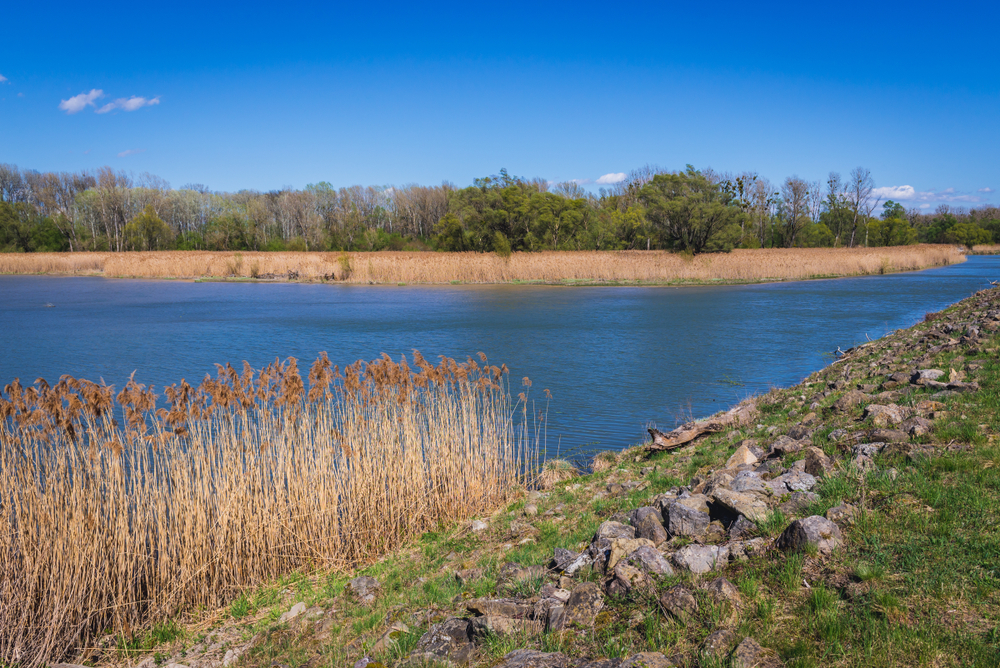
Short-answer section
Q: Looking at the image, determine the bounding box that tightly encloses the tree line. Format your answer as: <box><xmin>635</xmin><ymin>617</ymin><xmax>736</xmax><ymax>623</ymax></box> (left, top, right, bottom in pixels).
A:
<box><xmin>1</xmin><ymin>162</ymin><xmax>997</xmax><ymax>254</ymax></box>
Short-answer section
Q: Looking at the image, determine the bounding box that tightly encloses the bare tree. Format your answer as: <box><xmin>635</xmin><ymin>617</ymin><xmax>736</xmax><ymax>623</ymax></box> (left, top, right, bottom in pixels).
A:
<box><xmin>780</xmin><ymin>176</ymin><xmax>810</xmax><ymax>247</ymax></box>
<box><xmin>749</xmin><ymin>176</ymin><xmax>777</xmax><ymax>247</ymax></box>
<box><xmin>846</xmin><ymin>167</ymin><xmax>877</xmax><ymax>247</ymax></box>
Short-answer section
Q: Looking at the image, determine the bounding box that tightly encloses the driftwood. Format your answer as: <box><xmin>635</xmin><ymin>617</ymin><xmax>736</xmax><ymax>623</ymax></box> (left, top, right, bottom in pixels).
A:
<box><xmin>646</xmin><ymin>403</ymin><xmax>758</xmax><ymax>453</ymax></box>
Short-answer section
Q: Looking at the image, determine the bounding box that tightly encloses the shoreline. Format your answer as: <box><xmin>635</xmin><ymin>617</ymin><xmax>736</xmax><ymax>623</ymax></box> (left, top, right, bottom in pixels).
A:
<box><xmin>0</xmin><ymin>245</ymin><xmax>966</xmax><ymax>287</ymax></box>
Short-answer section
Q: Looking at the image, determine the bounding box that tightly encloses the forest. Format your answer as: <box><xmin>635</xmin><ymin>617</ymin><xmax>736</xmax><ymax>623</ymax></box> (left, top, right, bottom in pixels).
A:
<box><xmin>1</xmin><ymin>162</ymin><xmax>997</xmax><ymax>255</ymax></box>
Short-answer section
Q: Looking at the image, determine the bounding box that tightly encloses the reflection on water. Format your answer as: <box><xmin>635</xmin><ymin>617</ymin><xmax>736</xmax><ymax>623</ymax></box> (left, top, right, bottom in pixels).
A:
<box><xmin>1</xmin><ymin>256</ymin><xmax>997</xmax><ymax>458</ymax></box>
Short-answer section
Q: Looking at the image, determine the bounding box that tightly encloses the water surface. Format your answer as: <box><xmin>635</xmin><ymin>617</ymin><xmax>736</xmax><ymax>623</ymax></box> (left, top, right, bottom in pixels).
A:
<box><xmin>2</xmin><ymin>257</ymin><xmax>997</xmax><ymax>457</ymax></box>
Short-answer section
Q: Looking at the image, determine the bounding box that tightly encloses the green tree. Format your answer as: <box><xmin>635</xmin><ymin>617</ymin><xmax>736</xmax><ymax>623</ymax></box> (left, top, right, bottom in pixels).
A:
<box><xmin>125</xmin><ymin>205</ymin><xmax>174</xmax><ymax>251</ymax></box>
<box><xmin>639</xmin><ymin>167</ymin><xmax>745</xmax><ymax>253</ymax></box>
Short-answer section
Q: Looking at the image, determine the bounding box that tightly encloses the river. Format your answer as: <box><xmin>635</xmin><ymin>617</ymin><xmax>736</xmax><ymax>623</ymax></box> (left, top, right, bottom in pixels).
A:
<box><xmin>1</xmin><ymin>256</ymin><xmax>997</xmax><ymax>458</ymax></box>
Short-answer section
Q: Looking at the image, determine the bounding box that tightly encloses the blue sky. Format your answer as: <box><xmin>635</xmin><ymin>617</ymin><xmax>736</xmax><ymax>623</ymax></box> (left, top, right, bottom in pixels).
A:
<box><xmin>1</xmin><ymin>1</ymin><xmax>998</xmax><ymax>209</ymax></box>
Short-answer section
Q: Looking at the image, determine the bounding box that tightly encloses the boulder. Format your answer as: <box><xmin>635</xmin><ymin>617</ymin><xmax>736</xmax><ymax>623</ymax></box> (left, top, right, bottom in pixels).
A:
<box><xmin>494</xmin><ymin>650</ymin><xmax>579</xmax><ymax>668</ymax></box>
<box><xmin>470</xmin><ymin>615</ymin><xmax>544</xmax><ymax>638</ymax></box>
<box><xmin>779</xmin><ymin>491</ymin><xmax>820</xmax><ymax>515</ymax></box>
<box><xmin>618</xmin><ymin>653</ymin><xmax>677</xmax><ymax>668</ymax></box>
<box><xmin>831</xmin><ymin>389</ymin><xmax>869</xmax><ymax>413</ymax></box>
<box><xmin>726</xmin><ymin>443</ymin><xmax>759</xmax><ymax>468</ymax></box>
<box><xmin>710</xmin><ymin>488</ymin><xmax>769</xmax><ymax>523</ymax></box>
<box><xmin>551</xmin><ymin>548</ymin><xmax>580</xmax><ymax>572</ymax></box>
<box><xmin>729</xmin><ymin>515</ymin><xmax>758</xmax><ymax>539</ymax></box>
<box><xmin>658</xmin><ymin>585</ymin><xmax>698</xmax><ymax>622</ymax></box>
<box><xmin>405</xmin><ymin>617</ymin><xmax>476</xmax><ymax>667</ymax></box>
<box><xmin>770</xmin><ymin>470</ymin><xmax>818</xmax><ymax>493</ymax></box>
<box><xmin>626</xmin><ymin>545</ymin><xmax>674</xmax><ymax>577</ymax></box>
<box><xmin>767</xmin><ymin>435</ymin><xmax>803</xmax><ymax>457</ymax></box>
<box><xmin>911</xmin><ymin>369</ymin><xmax>945</xmax><ymax>384</ymax></box>
<box><xmin>666</xmin><ymin>501</ymin><xmax>711</xmax><ymax>538</ymax></box>
<box><xmin>863</xmin><ymin>403</ymin><xmax>908</xmax><ymax>427</ymax></box>
<box><xmin>825</xmin><ymin>503</ymin><xmax>857</xmax><ymax>525</ymax></box>
<box><xmin>348</xmin><ymin>576</ymin><xmax>381</xmax><ymax>606</ymax></box>
<box><xmin>852</xmin><ymin>442</ymin><xmax>884</xmax><ymax>458</ymax></box>
<box><xmin>635</xmin><ymin>514</ymin><xmax>669</xmax><ymax>546</ymax></box>
<box><xmin>672</xmin><ymin>544</ymin><xmax>728</xmax><ymax>574</ymax></box>
<box><xmin>589</xmin><ymin>522</ymin><xmax>636</xmax><ymax>570</ymax></box>
<box><xmin>803</xmin><ymin>446</ymin><xmax>835</xmax><ymax>477</ymax></box>
<box><xmin>729</xmin><ymin>471</ymin><xmax>773</xmax><ymax>496</ymax></box>
<box><xmin>868</xmin><ymin>428</ymin><xmax>910</xmax><ymax>443</ymax></box>
<box><xmin>701</xmin><ymin>629</ymin><xmax>738</xmax><ymax>658</ymax></box>
<box><xmin>902</xmin><ymin>416</ymin><xmax>934</xmax><ymax>436</ymax></box>
<box><xmin>606</xmin><ymin>561</ymin><xmax>653</xmax><ymax>598</ymax></box>
<box><xmin>730</xmin><ymin>637</ymin><xmax>785</xmax><ymax>668</ymax></box>
<box><xmin>775</xmin><ymin>516</ymin><xmax>842</xmax><ymax>555</ymax></box>
<box><xmin>547</xmin><ymin>582</ymin><xmax>604</xmax><ymax>631</ymax></box>
<box><xmin>606</xmin><ymin>538</ymin><xmax>656</xmax><ymax>572</ymax></box>
<box><xmin>705</xmin><ymin>576</ymin><xmax>742</xmax><ymax>609</ymax></box>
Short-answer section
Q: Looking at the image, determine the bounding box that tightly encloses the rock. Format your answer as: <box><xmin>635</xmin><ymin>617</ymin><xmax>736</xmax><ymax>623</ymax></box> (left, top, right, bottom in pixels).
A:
<box><xmin>626</xmin><ymin>545</ymin><xmax>674</xmax><ymax>576</ymax></box>
<box><xmin>618</xmin><ymin>653</ymin><xmax>676</xmax><ymax>668</ymax></box>
<box><xmin>726</xmin><ymin>443</ymin><xmax>759</xmax><ymax>468</ymax></box>
<box><xmin>551</xmin><ymin>548</ymin><xmax>581</xmax><ymax>572</ymax></box>
<box><xmin>590</xmin><ymin>521</ymin><xmax>636</xmax><ymax>563</ymax></box>
<box><xmin>770</xmin><ymin>470</ymin><xmax>818</xmax><ymax>493</ymax></box>
<box><xmin>372</xmin><ymin>621</ymin><xmax>411</xmax><ymax>653</ymax></box>
<box><xmin>775</xmin><ymin>516</ymin><xmax>843</xmax><ymax>555</ymax></box>
<box><xmin>524</xmin><ymin>503</ymin><xmax>539</xmax><ymax>516</ymax></box>
<box><xmin>471</xmin><ymin>519</ymin><xmax>488</xmax><ymax>533</ymax></box>
<box><xmin>851</xmin><ymin>454</ymin><xmax>876</xmax><ymax>473</ymax></box>
<box><xmin>494</xmin><ymin>650</ymin><xmax>578</xmax><ymax>668</ymax></box>
<box><xmin>864</xmin><ymin>403</ymin><xmax>908</xmax><ymax>427</ymax></box>
<box><xmin>348</xmin><ymin>576</ymin><xmax>381</xmax><ymax>606</ymax></box>
<box><xmin>466</xmin><ymin>598</ymin><xmax>536</xmax><ymax>618</ymax></box>
<box><xmin>705</xmin><ymin>576</ymin><xmax>742</xmax><ymax>608</ymax></box>
<box><xmin>730</xmin><ymin>471</ymin><xmax>772</xmax><ymax>495</ymax></box>
<box><xmin>456</xmin><ymin>568</ymin><xmax>484</xmax><ymax>585</ymax></box>
<box><xmin>729</xmin><ymin>515</ymin><xmax>757</xmax><ymax>539</ymax></box>
<box><xmin>279</xmin><ymin>601</ymin><xmax>307</xmax><ymax>623</ymax></box>
<box><xmin>548</xmin><ymin>582</ymin><xmax>604</xmax><ymax>631</ymax></box>
<box><xmin>629</xmin><ymin>505</ymin><xmax>664</xmax><ymax>525</ymax></box>
<box><xmin>222</xmin><ymin>649</ymin><xmax>244</xmax><ymax>667</ymax></box>
<box><xmin>702</xmin><ymin>472</ymin><xmax>735</xmax><ymax>497</ymax></box>
<box><xmin>666</xmin><ymin>500</ymin><xmax>711</xmax><ymax>537</ymax></box>
<box><xmin>701</xmin><ymin>629</ymin><xmax>738</xmax><ymax>658</ymax></box>
<box><xmin>635</xmin><ymin>514</ymin><xmax>669</xmax><ymax>546</ymax></box>
<box><xmin>658</xmin><ymin>585</ymin><xmax>698</xmax><ymax>622</ymax></box>
<box><xmin>779</xmin><ymin>491</ymin><xmax>820</xmax><ymax>515</ymax></box>
<box><xmin>825</xmin><ymin>504</ymin><xmax>857</xmax><ymax>525</ymax></box>
<box><xmin>731</xmin><ymin>637</ymin><xmax>785</xmax><ymax>668</ymax></box>
<box><xmin>471</xmin><ymin>615</ymin><xmax>544</xmax><ymax>638</ymax></box>
<box><xmin>804</xmin><ymin>446</ymin><xmax>835</xmax><ymax>477</ymax></box>
<box><xmin>406</xmin><ymin>617</ymin><xmax>476</xmax><ymax>667</ymax></box>
<box><xmin>607</xmin><ymin>561</ymin><xmax>653</xmax><ymax>597</ymax></box>
<box><xmin>868</xmin><ymin>428</ymin><xmax>910</xmax><ymax>443</ymax></box>
<box><xmin>606</xmin><ymin>538</ymin><xmax>656</xmax><ymax>572</ymax></box>
<box><xmin>710</xmin><ymin>488</ymin><xmax>769</xmax><ymax>523</ymax></box>
<box><xmin>902</xmin><ymin>416</ymin><xmax>933</xmax><ymax>436</ymax></box>
<box><xmin>852</xmin><ymin>442</ymin><xmax>885</xmax><ymax>458</ymax></box>
<box><xmin>728</xmin><ymin>537</ymin><xmax>769</xmax><ymax>562</ymax></box>
<box><xmin>916</xmin><ymin>399</ymin><xmax>945</xmax><ymax>412</ymax></box>
<box><xmin>831</xmin><ymin>389</ymin><xmax>869</xmax><ymax>413</ymax></box>
<box><xmin>672</xmin><ymin>544</ymin><xmax>729</xmax><ymax>574</ymax></box>
<box><xmin>911</xmin><ymin>369</ymin><xmax>945</xmax><ymax>384</ymax></box>
<box><xmin>768</xmin><ymin>435</ymin><xmax>803</xmax><ymax>457</ymax></box>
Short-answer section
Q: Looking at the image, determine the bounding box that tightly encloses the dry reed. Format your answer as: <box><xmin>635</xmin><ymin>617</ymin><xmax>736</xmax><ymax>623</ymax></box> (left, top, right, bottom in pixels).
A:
<box><xmin>0</xmin><ymin>353</ymin><xmax>534</xmax><ymax>666</ymax></box>
<box><xmin>0</xmin><ymin>245</ymin><xmax>963</xmax><ymax>284</ymax></box>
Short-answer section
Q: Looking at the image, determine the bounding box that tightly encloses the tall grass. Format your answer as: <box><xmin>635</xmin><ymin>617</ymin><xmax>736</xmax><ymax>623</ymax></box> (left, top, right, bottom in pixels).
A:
<box><xmin>0</xmin><ymin>352</ymin><xmax>535</xmax><ymax>666</ymax></box>
<box><xmin>0</xmin><ymin>245</ymin><xmax>963</xmax><ymax>284</ymax></box>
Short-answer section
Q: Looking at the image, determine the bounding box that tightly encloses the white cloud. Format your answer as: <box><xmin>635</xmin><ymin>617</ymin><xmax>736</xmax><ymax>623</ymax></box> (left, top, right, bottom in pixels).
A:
<box><xmin>979</xmin><ymin>187</ymin><xmax>994</xmax><ymax>193</ymax></box>
<box><xmin>117</xmin><ymin>149</ymin><xmax>146</xmax><ymax>158</ymax></box>
<box><xmin>0</xmin><ymin>74</ymin><xmax>8</xmax><ymax>83</ymax></box>
<box><xmin>872</xmin><ymin>185</ymin><xmax>916</xmax><ymax>200</ymax></box>
<box><xmin>596</xmin><ymin>172</ymin><xmax>627</xmax><ymax>185</ymax></box>
<box><xmin>59</xmin><ymin>89</ymin><xmax>104</xmax><ymax>114</ymax></box>
<box><xmin>873</xmin><ymin>184</ymin><xmax>986</xmax><ymax>206</ymax></box>
<box><xmin>570</xmin><ymin>178</ymin><xmax>592</xmax><ymax>185</ymax></box>
<box><xmin>96</xmin><ymin>95</ymin><xmax>160</xmax><ymax>114</ymax></box>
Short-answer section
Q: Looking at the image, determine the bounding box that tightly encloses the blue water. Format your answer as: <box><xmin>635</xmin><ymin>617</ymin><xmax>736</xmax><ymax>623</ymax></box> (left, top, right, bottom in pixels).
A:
<box><xmin>1</xmin><ymin>256</ymin><xmax>997</xmax><ymax>457</ymax></box>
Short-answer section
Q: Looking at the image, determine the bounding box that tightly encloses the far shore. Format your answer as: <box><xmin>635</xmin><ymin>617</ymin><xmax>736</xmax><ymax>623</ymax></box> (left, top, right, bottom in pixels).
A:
<box><xmin>0</xmin><ymin>245</ymin><xmax>965</xmax><ymax>287</ymax></box>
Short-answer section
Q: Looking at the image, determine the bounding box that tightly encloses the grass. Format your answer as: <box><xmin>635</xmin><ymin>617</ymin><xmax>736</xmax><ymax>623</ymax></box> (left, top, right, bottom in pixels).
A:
<box><xmin>0</xmin><ymin>245</ymin><xmax>964</xmax><ymax>285</ymax></box>
<box><xmin>0</xmin><ymin>352</ymin><xmax>537</xmax><ymax>667</ymax></box>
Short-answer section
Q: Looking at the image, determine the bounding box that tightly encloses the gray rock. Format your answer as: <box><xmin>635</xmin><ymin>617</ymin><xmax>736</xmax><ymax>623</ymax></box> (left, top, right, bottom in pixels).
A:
<box><xmin>705</xmin><ymin>577</ymin><xmax>742</xmax><ymax>609</ymax></box>
<box><xmin>911</xmin><ymin>369</ymin><xmax>945</xmax><ymax>383</ymax></box>
<box><xmin>851</xmin><ymin>454</ymin><xmax>876</xmax><ymax>473</ymax></box>
<box><xmin>868</xmin><ymin>428</ymin><xmax>910</xmax><ymax>443</ymax></box>
<box><xmin>831</xmin><ymin>389</ymin><xmax>869</xmax><ymax>413</ymax></box>
<box><xmin>711</xmin><ymin>488</ymin><xmax>769</xmax><ymax>523</ymax></box>
<box><xmin>730</xmin><ymin>637</ymin><xmax>785</xmax><ymax>668</ymax></box>
<box><xmin>590</xmin><ymin>521</ymin><xmax>636</xmax><ymax>563</ymax></box>
<box><xmin>618</xmin><ymin>653</ymin><xmax>676</xmax><ymax>668</ymax></box>
<box><xmin>547</xmin><ymin>582</ymin><xmax>604</xmax><ymax>631</ymax></box>
<box><xmin>348</xmin><ymin>576</ymin><xmax>381</xmax><ymax>606</ymax></box>
<box><xmin>279</xmin><ymin>601</ymin><xmax>306</xmax><ymax>623</ymax></box>
<box><xmin>551</xmin><ymin>548</ymin><xmax>580</xmax><ymax>572</ymax></box>
<box><xmin>471</xmin><ymin>519</ymin><xmax>488</xmax><ymax>532</ymax></box>
<box><xmin>701</xmin><ymin>629</ymin><xmax>738</xmax><ymax>658</ymax></box>
<box><xmin>770</xmin><ymin>470</ymin><xmax>818</xmax><ymax>493</ymax></box>
<box><xmin>902</xmin><ymin>416</ymin><xmax>934</xmax><ymax>436</ymax></box>
<box><xmin>826</xmin><ymin>503</ymin><xmax>857</xmax><ymax>525</ymax></box>
<box><xmin>406</xmin><ymin>617</ymin><xmax>476</xmax><ymax>667</ymax></box>
<box><xmin>804</xmin><ymin>446</ymin><xmax>835</xmax><ymax>477</ymax></box>
<box><xmin>863</xmin><ymin>403</ymin><xmax>908</xmax><ymax>427</ymax></box>
<box><xmin>626</xmin><ymin>545</ymin><xmax>674</xmax><ymax>576</ymax></box>
<box><xmin>672</xmin><ymin>544</ymin><xmax>729</xmax><ymax>574</ymax></box>
<box><xmin>494</xmin><ymin>650</ymin><xmax>579</xmax><ymax>668</ymax></box>
<box><xmin>470</xmin><ymin>615</ymin><xmax>544</xmax><ymax>638</ymax></box>
<box><xmin>775</xmin><ymin>516</ymin><xmax>843</xmax><ymax>555</ymax></box>
<box><xmin>729</xmin><ymin>515</ymin><xmax>758</xmax><ymax>539</ymax></box>
<box><xmin>629</xmin><ymin>505</ymin><xmax>664</xmax><ymax>526</ymax></box>
<box><xmin>779</xmin><ymin>491</ymin><xmax>820</xmax><ymax>515</ymax></box>
<box><xmin>666</xmin><ymin>499</ymin><xmax>711</xmax><ymax>537</ymax></box>
<box><xmin>635</xmin><ymin>514</ymin><xmax>668</xmax><ymax>546</ymax></box>
<box><xmin>606</xmin><ymin>561</ymin><xmax>653</xmax><ymax>598</ymax></box>
<box><xmin>768</xmin><ymin>435</ymin><xmax>803</xmax><ymax>457</ymax></box>
<box><xmin>852</xmin><ymin>442</ymin><xmax>885</xmax><ymax>458</ymax></box>
<box><xmin>730</xmin><ymin>471</ymin><xmax>772</xmax><ymax>496</ymax></box>
<box><xmin>658</xmin><ymin>585</ymin><xmax>698</xmax><ymax>622</ymax></box>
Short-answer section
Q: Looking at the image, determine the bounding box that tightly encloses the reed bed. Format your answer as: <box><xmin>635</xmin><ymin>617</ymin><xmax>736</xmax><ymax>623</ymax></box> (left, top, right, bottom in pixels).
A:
<box><xmin>0</xmin><ymin>245</ymin><xmax>963</xmax><ymax>284</ymax></box>
<box><xmin>0</xmin><ymin>352</ymin><xmax>536</xmax><ymax>667</ymax></box>
<box><xmin>970</xmin><ymin>244</ymin><xmax>1000</xmax><ymax>255</ymax></box>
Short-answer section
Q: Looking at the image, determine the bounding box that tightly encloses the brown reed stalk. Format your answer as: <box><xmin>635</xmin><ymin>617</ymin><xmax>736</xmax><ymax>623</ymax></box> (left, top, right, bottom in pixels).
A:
<box><xmin>0</xmin><ymin>353</ymin><xmax>535</xmax><ymax>667</ymax></box>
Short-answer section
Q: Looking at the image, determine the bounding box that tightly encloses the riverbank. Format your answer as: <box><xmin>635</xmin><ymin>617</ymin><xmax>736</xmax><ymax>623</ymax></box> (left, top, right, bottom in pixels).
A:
<box><xmin>76</xmin><ymin>284</ymin><xmax>1000</xmax><ymax>667</ymax></box>
<box><xmin>0</xmin><ymin>245</ymin><xmax>963</xmax><ymax>286</ymax></box>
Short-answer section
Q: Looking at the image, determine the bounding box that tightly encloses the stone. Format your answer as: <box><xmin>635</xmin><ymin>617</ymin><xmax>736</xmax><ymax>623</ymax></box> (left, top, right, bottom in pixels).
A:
<box><xmin>672</xmin><ymin>544</ymin><xmax>729</xmax><ymax>574</ymax></box>
<box><xmin>851</xmin><ymin>454</ymin><xmax>876</xmax><ymax>473</ymax></box>
<box><xmin>831</xmin><ymin>389</ymin><xmax>869</xmax><ymax>413</ymax></box>
<box><xmin>548</xmin><ymin>582</ymin><xmax>604</xmax><ymax>631</ymax></box>
<box><xmin>702</xmin><ymin>472</ymin><xmax>735</xmax><ymax>497</ymax></box>
<box><xmin>626</xmin><ymin>545</ymin><xmax>674</xmax><ymax>576</ymax></box>
<box><xmin>348</xmin><ymin>576</ymin><xmax>381</xmax><ymax>606</ymax></box>
<box><xmin>726</xmin><ymin>443</ymin><xmax>759</xmax><ymax>468</ymax></box>
<box><xmin>406</xmin><ymin>617</ymin><xmax>476</xmax><ymax>667</ymax></box>
<box><xmin>471</xmin><ymin>519</ymin><xmax>488</xmax><ymax>533</ymax></box>
<box><xmin>868</xmin><ymin>428</ymin><xmax>910</xmax><ymax>443</ymax></box>
<box><xmin>279</xmin><ymin>601</ymin><xmax>306</xmax><ymax>623</ymax></box>
<box><xmin>770</xmin><ymin>470</ymin><xmax>818</xmax><ymax>493</ymax></box>
<box><xmin>635</xmin><ymin>514</ymin><xmax>669</xmax><ymax>546</ymax></box>
<box><xmin>864</xmin><ymin>403</ymin><xmax>908</xmax><ymax>427</ymax></box>
<box><xmin>902</xmin><ymin>416</ymin><xmax>934</xmax><ymax>436</ymax></box>
<box><xmin>666</xmin><ymin>500</ymin><xmax>711</xmax><ymax>537</ymax></box>
<box><xmin>775</xmin><ymin>516</ymin><xmax>843</xmax><ymax>555</ymax></box>
<box><xmin>852</xmin><ymin>442</ymin><xmax>885</xmax><ymax>458</ymax></box>
<box><xmin>710</xmin><ymin>488</ymin><xmax>769</xmax><ymax>523</ymax></box>
<box><xmin>729</xmin><ymin>471</ymin><xmax>772</xmax><ymax>496</ymax></box>
<box><xmin>825</xmin><ymin>504</ymin><xmax>856</xmax><ymax>526</ymax></box>
<box><xmin>590</xmin><ymin>521</ymin><xmax>636</xmax><ymax>563</ymax></box>
<box><xmin>524</xmin><ymin>503</ymin><xmax>539</xmax><ymax>516</ymax></box>
<box><xmin>730</xmin><ymin>637</ymin><xmax>785</xmax><ymax>668</ymax></box>
<box><xmin>551</xmin><ymin>548</ymin><xmax>581</xmax><ymax>572</ymax></box>
<box><xmin>911</xmin><ymin>369</ymin><xmax>945</xmax><ymax>384</ymax></box>
<box><xmin>629</xmin><ymin>505</ymin><xmax>664</xmax><ymax>525</ymax></box>
<box><xmin>607</xmin><ymin>561</ymin><xmax>653</xmax><ymax>597</ymax></box>
<box><xmin>658</xmin><ymin>585</ymin><xmax>699</xmax><ymax>622</ymax></box>
<box><xmin>768</xmin><ymin>435</ymin><xmax>803</xmax><ymax>457</ymax></box>
<box><xmin>606</xmin><ymin>538</ymin><xmax>656</xmax><ymax>572</ymax></box>
<box><xmin>705</xmin><ymin>576</ymin><xmax>742</xmax><ymax>608</ymax></box>
<box><xmin>729</xmin><ymin>515</ymin><xmax>758</xmax><ymax>539</ymax></box>
<box><xmin>471</xmin><ymin>615</ymin><xmax>544</xmax><ymax>638</ymax></box>
<box><xmin>701</xmin><ymin>629</ymin><xmax>738</xmax><ymax>658</ymax></box>
<box><xmin>803</xmin><ymin>446</ymin><xmax>835</xmax><ymax>477</ymax></box>
<box><xmin>618</xmin><ymin>653</ymin><xmax>676</xmax><ymax>668</ymax></box>
<box><xmin>494</xmin><ymin>650</ymin><xmax>579</xmax><ymax>668</ymax></box>
<box><xmin>466</xmin><ymin>598</ymin><xmax>536</xmax><ymax>618</ymax></box>
<box><xmin>779</xmin><ymin>491</ymin><xmax>820</xmax><ymax>515</ymax></box>
<box><xmin>728</xmin><ymin>538</ymin><xmax>769</xmax><ymax>562</ymax></box>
